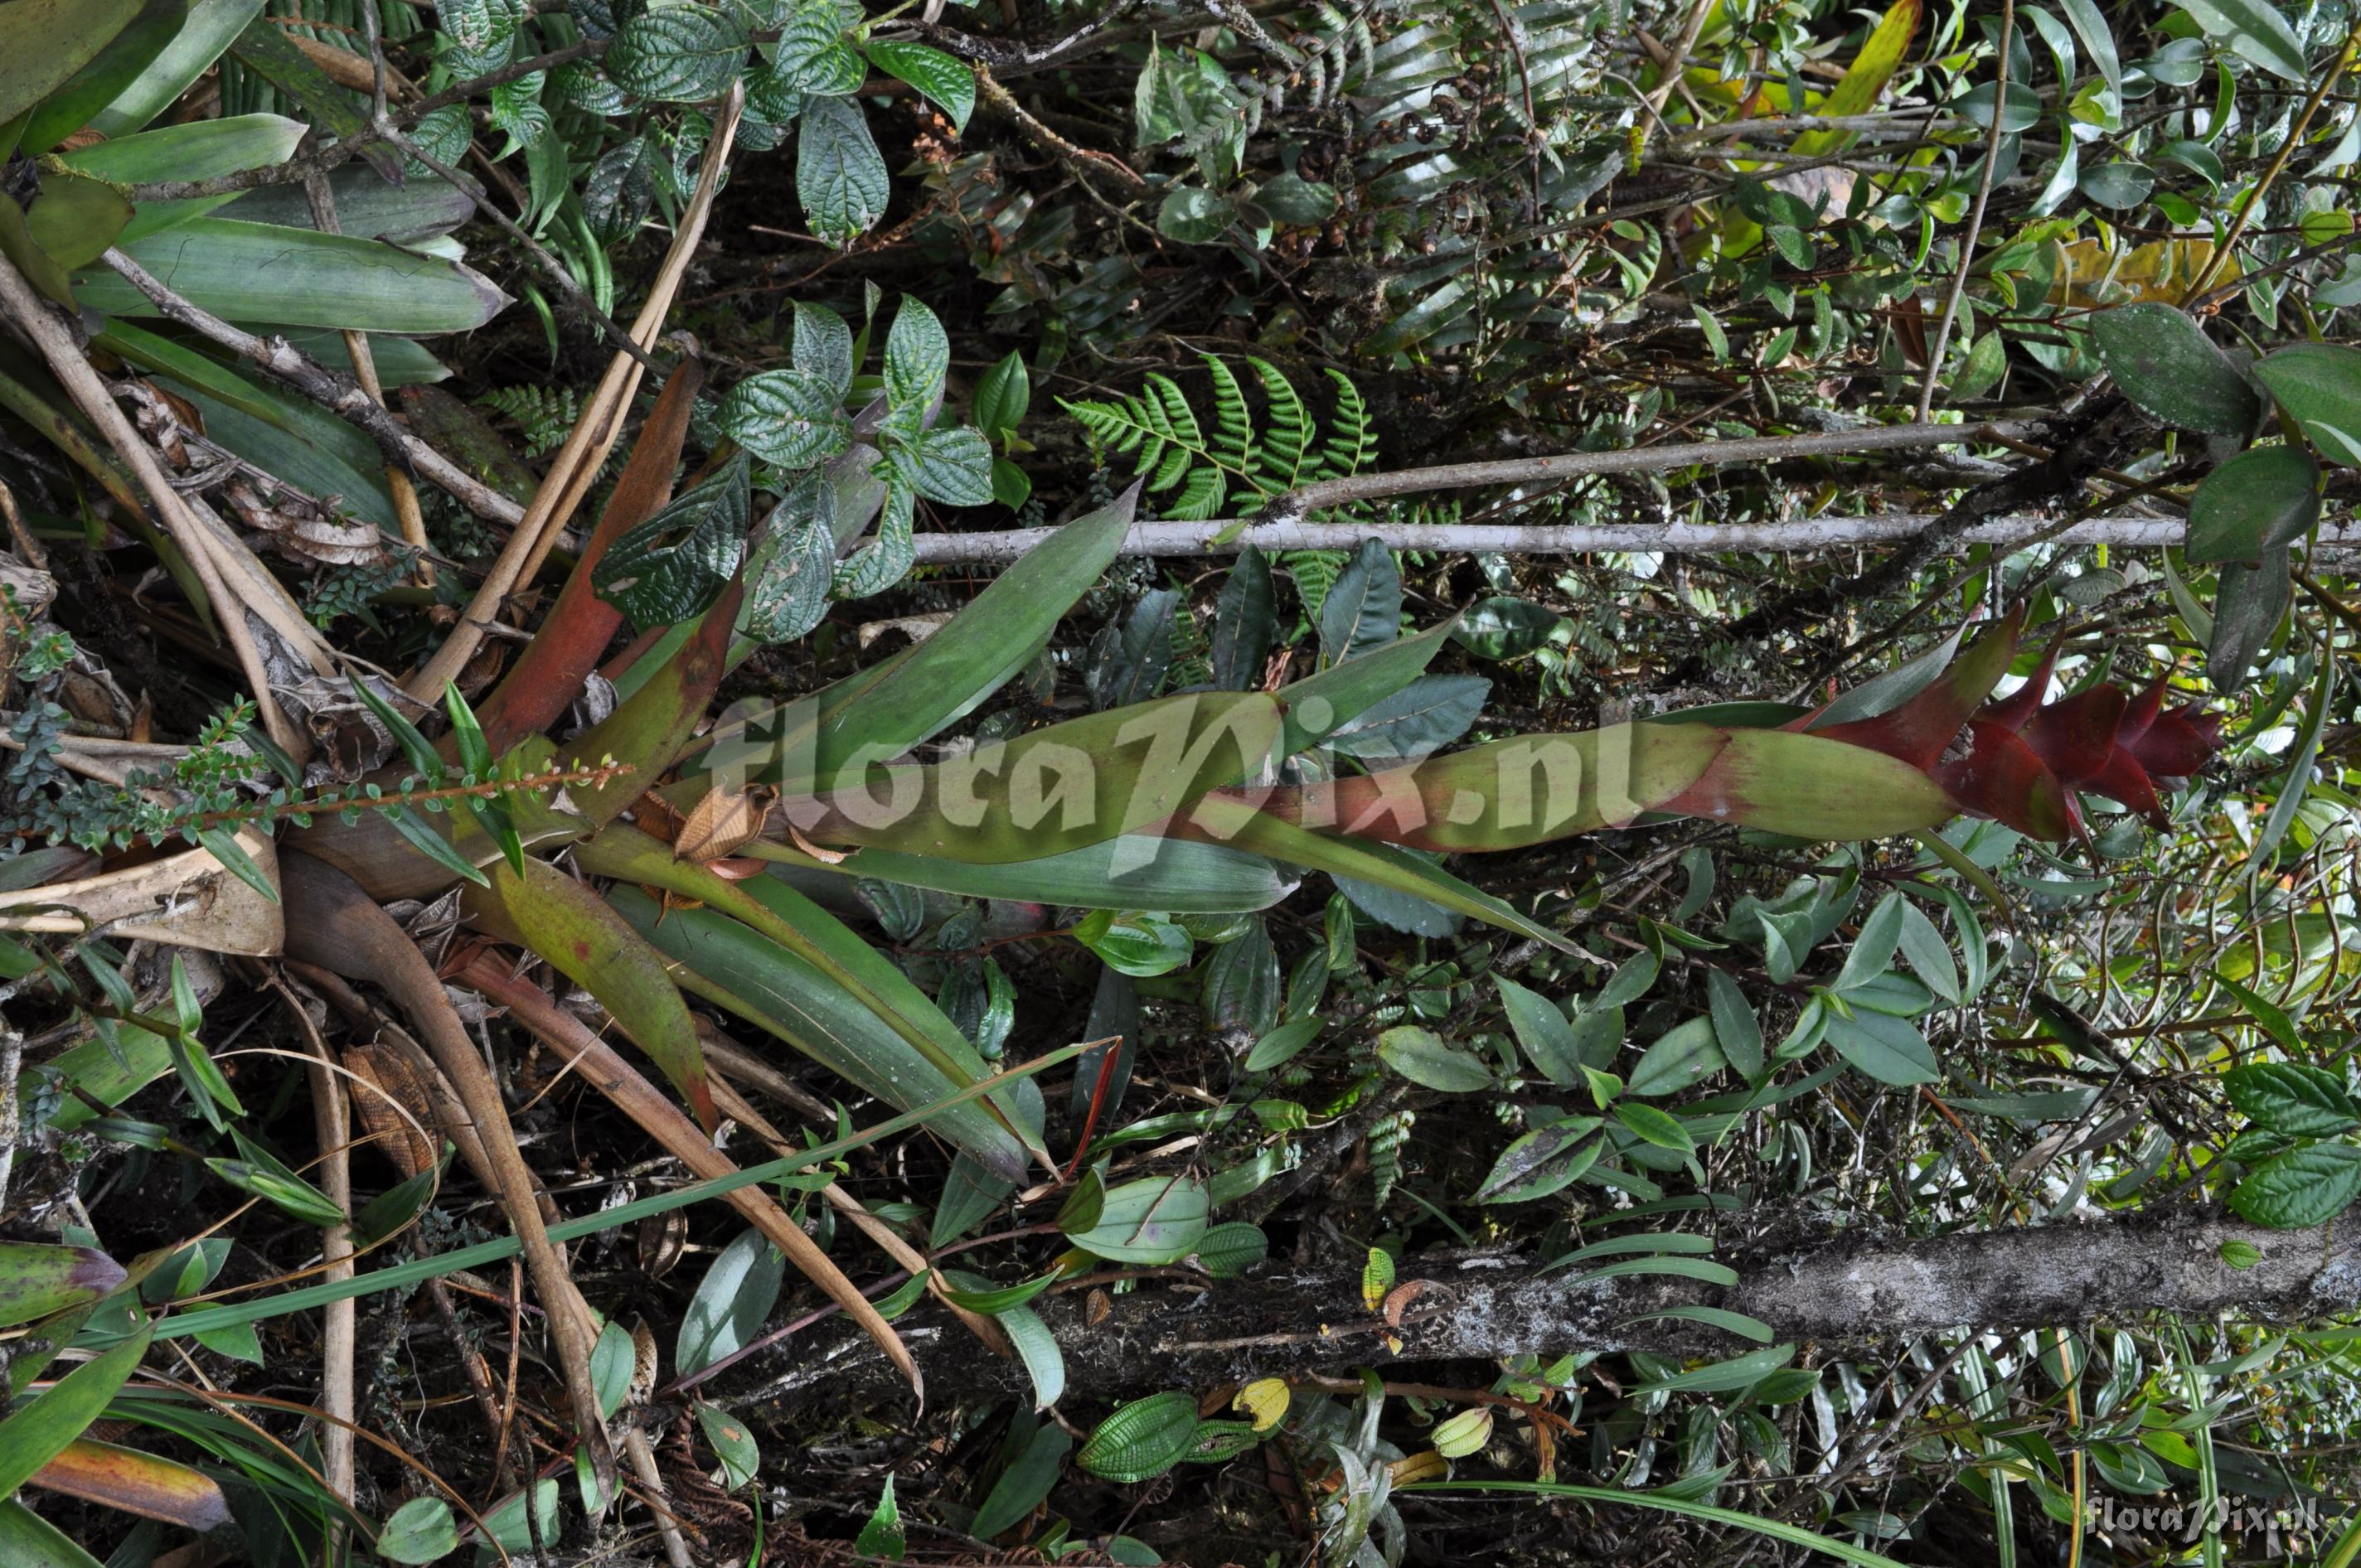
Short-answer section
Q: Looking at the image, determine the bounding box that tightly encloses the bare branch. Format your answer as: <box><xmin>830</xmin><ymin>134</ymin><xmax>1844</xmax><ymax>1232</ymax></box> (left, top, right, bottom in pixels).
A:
<box><xmin>1259</xmin><ymin>419</ymin><xmax>2041</xmax><ymax>525</ymax></box>
<box><xmin>909</xmin><ymin>510</ymin><xmax>2346</xmax><ymax>564</ymax></box>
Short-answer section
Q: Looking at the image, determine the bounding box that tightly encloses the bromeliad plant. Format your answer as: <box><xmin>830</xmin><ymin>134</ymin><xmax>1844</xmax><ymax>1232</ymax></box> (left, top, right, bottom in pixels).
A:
<box><xmin>283</xmin><ymin>347</ymin><xmax>2226</xmax><ymax>1224</ymax></box>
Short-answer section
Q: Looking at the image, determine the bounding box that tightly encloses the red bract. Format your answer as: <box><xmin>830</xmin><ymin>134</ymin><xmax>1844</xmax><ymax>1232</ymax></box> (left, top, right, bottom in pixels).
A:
<box><xmin>1809</xmin><ymin>612</ymin><xmax>2223</xmax><ymax>840</ymax></box>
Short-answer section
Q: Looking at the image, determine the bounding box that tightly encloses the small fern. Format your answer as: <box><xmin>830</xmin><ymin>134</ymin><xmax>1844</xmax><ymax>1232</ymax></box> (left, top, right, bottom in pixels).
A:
<box><xmin>1369</xmin><ymin>1108</ymin><xmax>1412</xmax><ymax>1209</ymax></box>
<box><xmin>476</xmin><ymin>385</ymin><xmax>582</xmax><ymax>459</ymax></box>
<box><xmin>1061</xmin><ymin>356</ymin><xmax>1373</xmax><ymax>521</ymax></box>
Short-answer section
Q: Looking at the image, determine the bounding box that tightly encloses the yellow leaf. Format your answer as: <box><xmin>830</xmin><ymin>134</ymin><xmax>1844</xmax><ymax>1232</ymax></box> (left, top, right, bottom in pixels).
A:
<box><xmin>2045</xmin><ymin>236</ymin><xmax>2239</xmax><ymax>307</ymax></box>
<box><xmin>1360</xmin><ymin>1248</ymin><xmax>1396</xmax><ymax>1314</ymax></box>
<box><xmin>1433</xmin><ymin>1407</ymin><xmax>1496</xmax><ymax>1459</ymax></box>
<box><xmin>1791</xmin><ymin>0</ymin><xmax>1923</xmax><ymax>159</ymax></box>
<box><xmin>1389</xmin><ymin>1449</ymin><xmax>1450</xmax><ymax>1487</ymax></box>
<box><xmin>1234</xmin><ymin>1377</ymin><xmax>1291</xmax><ymax>1433</ymax></box>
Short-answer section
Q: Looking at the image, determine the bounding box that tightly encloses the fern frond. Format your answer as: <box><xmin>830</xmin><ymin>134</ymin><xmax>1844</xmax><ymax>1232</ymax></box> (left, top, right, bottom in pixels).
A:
<box><xmin>1064</xmin><ymin>357</ymin><xmax>1362</xmax><ymax>517</ymax></box>
<box><xmin>1314</xmin><ymin>369</ymin><xmax>1374</xmax><ymax>482</ymax></box>
<box><xmin>475</xmin><ymin>385</ymin><xmax>581</xmax><ymax>459</ymax></box>
<box><xmin>1201</xmin><ymin>355</ymin><xmax>1254</xmax><ymax>490</ymax></box>
<box><xmin>1369</xmin><ymin>1108</ymin><xmax>1412</xmax><ymax>1208</ymax></box>
<box><xmin>1166</xmin><ymin>465</ymin><xmax>1227</xmax><ymax>521</ymax></box>
<box><xmin>1284</xmin><ymin>549</ymin><xmax>1345</xmax><ymax>621</ymax></box>
<box><xmin>1248</xmin><ymin>356</ymin><xmax>1310</xmax><ymax>491</ymax></box>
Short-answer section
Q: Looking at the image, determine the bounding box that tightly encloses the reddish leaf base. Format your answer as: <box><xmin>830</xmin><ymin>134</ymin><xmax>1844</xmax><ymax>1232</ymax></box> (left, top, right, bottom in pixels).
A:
<box><xmin>1809</xmin><ymin>614</ymin><xmax>2225</xmax><ymax>840</ymax></box>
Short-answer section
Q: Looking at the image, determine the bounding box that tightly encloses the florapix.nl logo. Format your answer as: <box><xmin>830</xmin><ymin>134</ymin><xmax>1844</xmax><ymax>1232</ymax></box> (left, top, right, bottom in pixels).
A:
<box><xmin>2085</xmin><ymin>1491</ymin><xmax>2336</xmax><ymax>1555</ymax></box>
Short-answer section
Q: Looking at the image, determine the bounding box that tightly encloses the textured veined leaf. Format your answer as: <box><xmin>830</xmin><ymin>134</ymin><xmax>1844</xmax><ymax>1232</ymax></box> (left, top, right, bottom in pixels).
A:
<box><xmin>2223</xmin><ymin>1062</ymin><xmax>2361</xmax><ymax>1137</ymax></box>
<box><xmin>793</xmin><ymin>302</ymin><xmax>856</xmax><ymax>394</ymax></box>
<box><xmin>2228</xmin><ymin>1144</ymin><xmax>2361</xmax><ymax>1228</ymax></box>
<box><xmin>885</xmin><ymin>296</ymin><xmax>953</xmax><ymax>408</ymax></box>
<box><xmin>594</xmin><ymin>453</ymin><xmax>752</xmax><ymax>631</ymax></box>
<box><xmin>1078</xmin><ymin>1391</ymin><xmax>1198</xmax><ymax>1483</ymax></box>
<box><xmin>909</xmin><ymin>427</ymin><xmax>993</xmax><ymax>506</ymax></box>
<box><xmin>743</xmin><ymin>509</ymin><xmax>837</xmax><ymax>644</ymax></box>
<box><xmin>798</xmin><ymin>97</ymin><xmax>889</xmax><ymax>243</ymax></box>
<box><xmin>607</xmin><ymin>3</ymin><xmax>749</xmax><ymax>101</ymax></box>
<box><xmin>719</xmin><ymin>370</ymin><xmax>851</xmax><ymax>470</ymax></box>
<box><xmin>772</xmin><ymin>0</ymin><xmax>864</xmax><ymax>95</ymax></box>
<box><xmin>1433</xmin><ymin>1407</ymin><xmax>1493</xmax><ymax>1458</ymax></box>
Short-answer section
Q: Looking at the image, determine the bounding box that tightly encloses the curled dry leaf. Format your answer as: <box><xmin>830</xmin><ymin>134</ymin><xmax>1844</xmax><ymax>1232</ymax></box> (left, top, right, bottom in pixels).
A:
<box><xmin>224</xmin><ymin>477</ymin><xmax>392</xmax><ymax>569</ymax></box>
<box><xmin>342</xmin><ymin>1040</ymin><xmax>440</xmax><ymax>1178</ymax></box>
<box><xmin>672</xmin><ymin>783</ymin><xmax>773</xmax><ymax>864</ymax></box>
<box><xmin>1380</xmin><ymin>1279</ymin><xmax>1428</xmax><ymax>1328</ymax></box>
<box><xmin>27</xmin><ymin>1440</ymin><xmax>232</xmax><ymax>1532</ymax></box>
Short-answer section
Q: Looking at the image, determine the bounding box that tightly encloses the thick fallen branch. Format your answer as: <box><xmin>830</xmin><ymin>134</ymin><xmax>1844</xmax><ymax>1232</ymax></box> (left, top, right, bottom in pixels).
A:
<box><xmin>911</xmin><ymin>511</ymin><xmax>2360</xmax><ymax>564</ymax></box>
<box><xmin>729</xmin><ymin>1208</ymin><xmax>2361</xmax><ymax>1410</ymax></box>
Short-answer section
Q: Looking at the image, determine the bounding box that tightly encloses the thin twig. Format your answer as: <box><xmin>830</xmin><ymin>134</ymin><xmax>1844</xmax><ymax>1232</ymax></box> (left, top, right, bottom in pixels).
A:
<box><xmin>303</xmin><ymin>169</ymin><xmax>436</xmax><ymax>584</ymax></box>
<box><xmin>1915</xmin><ymin>0</ymin><xmax>2015</xmax><ymax>421</ymax></box>
<box><xmin>272</xmin><ymin>978</ymin><xmax>355</xmax><ymax>1535</ymax></box>
<box><xmin>96</xmin><ymin>248</ymin><xmax>527</xmax><ymax>530</ymax></box>
<box><xmin>123</xmin><ymin>37</ymin><xmax>612</xmax><ymax>203</ymax></box>
<box><xmin>2184</xmin><ymin>23</ymin><xmax>2360</xmax><ymax>299</ymax></box>
<box><xmin>381</xmin><ymin>130</ymin><xmax>657</xmax><ymax>373</ymax></box>
<box><xmin>455</xmin><ymin>952</ymin><xmax>937</xmax><ymax>1396</ymax></box>
<box><xmin>972</xmin><ymin>62</ymin><xmax>1150</xmax><ymax>197</ymax></box>
<box><xmin>1258</xmin><ymin>418</ymin><xmax>2033</xmax><ymax>524</ymax></box>
<box><xmin>1642</xmin><ymin>0</ymin><xmax>1717</xmax><ymax>137</ymax></box>
<box><xmin>403</xmin><ymin>84</ymin><xmax>744</xmax><ymax>702</ymax></box>
<box><xmin>279</xmin><ymin>851</ymin><xmax>621</xmax><ymax>1512</ymax></box>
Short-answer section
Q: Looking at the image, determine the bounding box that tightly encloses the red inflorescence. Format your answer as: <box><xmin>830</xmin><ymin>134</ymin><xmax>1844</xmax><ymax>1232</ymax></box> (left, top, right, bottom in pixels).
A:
<box><xmin>1813</xmin><ymin>622</ymin><xmax>2225</xmax><ymax>842</ymax></box>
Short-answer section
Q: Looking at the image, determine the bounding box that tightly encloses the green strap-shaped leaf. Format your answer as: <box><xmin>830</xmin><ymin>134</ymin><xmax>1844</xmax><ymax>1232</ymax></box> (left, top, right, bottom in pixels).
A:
<box><xmin>75</xmin><ymin>220</ymin><xmax>507</xmax><ymax>335</ymax></box>
<box><xmin>798</xmin><ymin>691</ymin><xmax>1282</xmax><ymax>864</ymax></box>
<box><xmin>812</xmin><ymin>486</ymin><xmax>1137</xmax><ymax>781</ymax></box>
<box><xmin>0</xmin><ymin>1319</ymin><xmax>153</xmax><ymax>1498</ymax></box>
<box><xmin>751</xmin><ymin>832</ymin><xmax>1295</xmax><ymax>914</ymax></box>
<box><xmin>463</xmin><ymin>855</ymin><xmax>714</xmax><ymax>1130</ymax></box>
<box><xmin>593</xmin><ymin>830</ymin><xmax>1035</xmax><ymax>1180</ymax></box>
<box><xmin>1182</xmin><ymin>794</ymin><xmax>1576</xmax><ymax>952</ymax></box>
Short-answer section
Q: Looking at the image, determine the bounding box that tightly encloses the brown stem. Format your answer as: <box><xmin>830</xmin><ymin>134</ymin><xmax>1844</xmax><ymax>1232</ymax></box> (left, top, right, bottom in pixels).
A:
<box><xmin>0</xmin><ymin>249</ymin><xmax>319</xmax><ymax>761</ymax></box>
<box><xmin>451</xmin><ymin>951</ymin><xmax>933</xmax><ymax>1402</ymax></box>
<box><xmin>278</xmin><ymin>851</ymin><xmax>618</xmax><ymax>1509</ymax></box>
